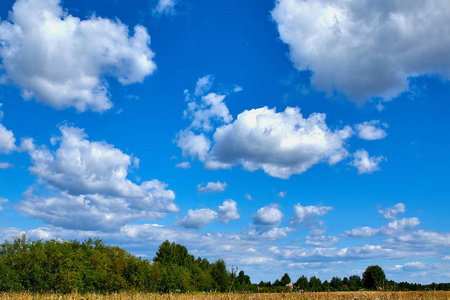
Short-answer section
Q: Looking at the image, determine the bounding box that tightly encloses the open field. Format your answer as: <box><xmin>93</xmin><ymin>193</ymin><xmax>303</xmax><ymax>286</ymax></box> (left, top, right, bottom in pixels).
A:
<box><xmin>0</xmin><ymin>292</ymin><xmax>449</xmax><ymax>300</ymax></box>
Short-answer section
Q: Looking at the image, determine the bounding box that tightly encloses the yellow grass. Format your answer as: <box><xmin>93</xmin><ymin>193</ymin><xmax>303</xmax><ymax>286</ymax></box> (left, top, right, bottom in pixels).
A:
<box><xmin>0</xmin><ymin>291</ymin><xmax>449</xmax><ymax>300</ymax></box>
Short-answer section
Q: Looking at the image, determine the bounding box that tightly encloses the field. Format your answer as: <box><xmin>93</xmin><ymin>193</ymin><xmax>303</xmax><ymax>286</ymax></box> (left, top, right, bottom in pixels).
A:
<box><xmin>0</xmin><ymin>292</ymin><xmax>449</xmax><ymax>300</ymax></box>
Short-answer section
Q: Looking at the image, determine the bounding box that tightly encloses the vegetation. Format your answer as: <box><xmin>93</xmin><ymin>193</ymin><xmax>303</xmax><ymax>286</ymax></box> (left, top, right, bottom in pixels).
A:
<box><xmin>0</xmin><ymin>235</ymin><xmax>449</xmax><ymax>294</ymax></box>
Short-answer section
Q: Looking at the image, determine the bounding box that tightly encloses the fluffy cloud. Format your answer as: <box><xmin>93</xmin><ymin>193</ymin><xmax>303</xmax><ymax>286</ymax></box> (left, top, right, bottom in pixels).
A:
<box><xmin>378</xmin><ymin>203</ymin><xmax>406</xmax><ymax>220</ymax></box>
<box><xmin>305</xmin><ymin>235</ymin><xmax>338</xmax><ymax>247</ymax></box>
<box><xmin>0</xmin><ymin>198</ymin><xmax>7</xmax><ymax>211</ymax></box>
<box><xmin>0</xmin><ymin>0</ymin><xmax>156</xmax><ymax>112</ymax></box>
<box><xmin>197</xmin><ymin>181</ymin><xmax>227</xmax><ymax>193</ymax></box>
<box><xmin>153</xmin><ymin>0</ymin><xmax>177</xmax><ymax>16</ymax></box>
<box><xmin>290</xmin><ymin>203</ymin><xmax>333</xmax><ymax>228</ymax></box>
<box><xmin>253</xmin><ymin>204</ymin><xmax>283</xmax><ymax>227</ymax></box>
<box><xmin>344</xmin><ymin>218</ymin><xmax>420</xmax><ymax>239</ymax></box>
<box><xmin>180</xmin><ymin>208</ymin><xmax>218</xmax><ymax>229</ymax></box>
<box><xmin>272</xmin><ymin>0</ymin><xmax>450</xmax><ymax>102</ymax></box>
<box><xmin>177</xmin><ymin>130</ymin><xmax>211</xmax><ymax>161</ymax></box>
<box><xmin>208</xmin><ymin>107</ymin><xmax>353</xmax><ymax>179</ymax></box>
<box><xmin>18</xmin><ymin>125</ymin><xmax>178</xmax><ymax>231</ymax></box>
<box><xmin>175</xmin><ymin>162</ymin><xmax>191</xmax><ymax>169</ymax></box>
<box><xmin>217</xmin><ymin>199</ymin><xmax>239</xmax><ymax>224</ymax></box>
<box><xmin>180</xmin><ymin>199</ymin><xmax>240</xmax><ymax>229</ymax></box>
<box><xmin>178</xmin><ymin>76</ymin><xmax>391</xmax><ymax>179</ymax></box>
<box><xmin>0</xmin><ymin>124</ymin><xmax>16</xmax><ymax>153</ymax></box>
<box><xmin>350</xmin><ymin>150</ymin><xmax>385</xmax><ymax>174</ymax></box>
<box><xmin>0</xmin><ymin>162</ymin><xmax>13</xmax><ymax>169</ymax></box>
<box><xmin>356</xmin><ymin>121</ymin><xmax>388</xmax><ymax>140</ymax></box>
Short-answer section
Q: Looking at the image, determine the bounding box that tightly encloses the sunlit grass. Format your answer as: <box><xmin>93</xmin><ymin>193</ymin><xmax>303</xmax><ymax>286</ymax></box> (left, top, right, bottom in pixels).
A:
<box><xmin>0</xmin><ymin>291</ymin><xmax>449</xmax><ymax>300</ymax></box>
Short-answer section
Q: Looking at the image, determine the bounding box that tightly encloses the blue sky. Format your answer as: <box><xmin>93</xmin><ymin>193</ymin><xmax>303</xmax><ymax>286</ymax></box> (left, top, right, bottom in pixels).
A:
<box><xmin>0</xmin><ymin>0</ymin><xmax>449</xmax><ymax>284</ymax></box>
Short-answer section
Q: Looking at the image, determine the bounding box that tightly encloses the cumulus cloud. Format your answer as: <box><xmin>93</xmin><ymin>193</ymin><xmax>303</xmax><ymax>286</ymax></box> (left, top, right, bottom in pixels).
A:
<box><xmin>356</xmin><ymin>121</ymin><xmax>388</xmax><ymax>140</ymax></box>
<box><xmin>252</xmin><ymin>204</ymin><xmax>283</xmax><ymax>229</ymax></box>
<box><xmin>177</xmin><ymin>130</ymin><xmax>211</xmax><ymax>161</ymax></box>
<box><xmin>180</xmin><ymin>199</ymin><xmax>239</xmax><ymax>229</ymax></box>
<box><xmin>175</xmin><ymin>161</ymin><xmax>191</xmax><ymax>169</ymax></box>
<box><xmin>18</xmin><ymin>125</ymin><xmax>178</xmax><ymax>231</ymax></box>
<box><xmin>344</xmin><ymin>218</ymin><xmax>420</xmax><ymax>239</ymax></box>
<box><xmin>180</xmin><ymin>208</ymin><xmax>218</xmax><ymax>229</ymax></box>
<box><xmin>178</xmin><ymin>76</ymin><xmax>390</xmax><ymax>178</ymax></box>
<box><xmin>153</xmin><ymin>0</ymin><xmax>177</xmax><ymax>16</ymax></box>
<box><xmin>197</xmin><ymin>181</ymin><xmax>227</xmax><ymax>193</ymax></box>
<box><xmin>378</xmin><ymin>203</ymin><xmax>406</xmax><ymax>220</ymax></box>
<box><xmin>305</xmin><ymin>235</ymin><xmax>338</xmax><ymax>247</ymax></box>
<box><xmin>0</xmin><ymin>198</ymin><xmax>7</xmax><ymax>211</ymax></box>
<box><xmin>208</xmin><ymin>107</ymin><xmax>353</xmax><ymax>179</ymax></box>
<box><xmin>350</xmin><ymin>150</ymin><xmax>385</xmax><ymax>174</ymax></box>
<box><xmin>271</xmin><ymin>0</ymin><xmax>450</xmax><ymax>103</ymax></box>
<box><xmin>0</xmin><ymin>162</ymin><xmax>13</xmax><ymax>169</ymax></box>
<box><xmin>0</xmin><ymin>0</ymin><xmax>156</xmax><ymax>112</ymax></box>
<box><xmin>217</xmin><ymin>199</ymin><xmax>239</xmax><ymax>224</ymax></box>
<box><xmin>0</xmin><ymin>124</ymin><xmax>16</xmax><ymax>153</ymax></box>
<box><xmin>290</xmin><ymin>203</ymin><xmax>333</xmax><ymax>228</ymax></box>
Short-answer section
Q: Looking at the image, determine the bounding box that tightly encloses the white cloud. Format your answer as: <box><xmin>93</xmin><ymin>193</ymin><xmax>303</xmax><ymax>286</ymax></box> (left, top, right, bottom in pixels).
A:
<box><xmin>178</xmin><ymin>76</ymin><xmax>390</xmax><ymax>179</ymax></box>
<box><xmin>194</xmin><ymin>74</ymin><xmax>215</xmax><ymax>96</ymax></box>
<box><xmin>0</xmin><ymin>124</ymin><xmax>16</xmax><ymax>153</ymax></box>
<box><xmin>217</xmin><ymin>199</ymin><xmax>239</xmax><ymax>224</ymax></box>
<box><xmin>350</xmin><ymin>149</ymin><xmax>385</xmax><ymax>174</ymax></box>
<box><xmin>305</xmin><ymin>235</ymin><xmax>338</xmax><ymax>247</ymax></box>
<box><xmin>184</xmin><ymin>92</ymin><xmax>232</xmax><ymax>132</ymax></box>
<box><xmin>272</xmin><ymin>0</ymin><xmax>450</xmax><ymax>103</ymax></box>
<box><xmin>18</xmin><ymin>125</ymin><xmax>178</xmax><ymax>231</ymax></box>
<box><xmin>0</xmin><ymin>0</ymin><xmax>156</xmax><ymax>112</ymax></box>
<box><xmin>378</xmin><ymin>203</ymin><xmax>406</xmax><ymax>220</ymax></box>
<box><xmin>252</xmin><ymin>204</ymin><xmax>283</xmax><ymax>229</ymax></box>
<box><xmin>290</xmin><ymin>203</ymin><xmax>333</xmax><ymax>227</ymax></box>
<box><xmin>344</xmin><ymin>217</ymin><xmax>420</xmax><ymax>239</ymax></box>
<box><xmin>177</xmin><ymin>130</ymin><xmax>211</xmax><ymax>161</ymax></box>
<box><xmin>180</xmin><ymin>208</ymin><xmax>218</xmax><ymax>229</ymax></box>
<box><xmin>0</xmin><ymin>198</ymin><xmax>7</xmax><ymax>211</ymax></box>
<box><xmin>244</xmin><ymin>193</ymin><xmax>253</xmax><ymax>200</ymax></box>
<box><xmin>278</xmin><ymin>191</ymin><xmax>287</xmax><ymax>198</ymax></box>
<box><xmin>197</xmin><ymin>181</ymin><xmax>227</xmax><ymax>193</ymax></box>
<box><xmin>180</xmin><ymin>199</ymin><xmax>239</xmax><ymax>229</ymax></box>
<box><xmin>175</xmin><ymin>161</ymin><xmax>191</xmax><ymax>169</ymax></box>
<box><xmin>208</xmin><ymin>107</ymin><xmax>353</xmax><ymax>179</ymax></box>
<box><xmin>356</xmin><ymin>120</ymin><xmax>388</xmax><ymax>140</ymax></box>
<box><xmin>153</xmin><ymin>0</ymin><xmax>177</xmax><ymax>16</ymax></box>
<box><xmin>0</xmin><ymin>162</ymin><xmax>13</xmax><ymax>169</ymax></box>
<box><xmin>19</xmin><ymin>137</ymin><xmax>35</xmax><ymax>153</ymax></box>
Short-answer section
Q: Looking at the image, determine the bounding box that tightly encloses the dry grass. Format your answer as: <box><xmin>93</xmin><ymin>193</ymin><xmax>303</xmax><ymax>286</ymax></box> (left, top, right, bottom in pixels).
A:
<box><xmin>0</xmin><ymin>292</ymin><xmax>449</xmax><ymax>300</ymax></box>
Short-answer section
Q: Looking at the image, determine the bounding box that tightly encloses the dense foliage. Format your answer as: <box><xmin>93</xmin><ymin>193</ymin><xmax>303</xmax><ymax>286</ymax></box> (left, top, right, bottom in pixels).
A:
<box><xmin>0</xmin><ymin>236</ymin><xmax>448</xmax><ymax>293</ymax></box>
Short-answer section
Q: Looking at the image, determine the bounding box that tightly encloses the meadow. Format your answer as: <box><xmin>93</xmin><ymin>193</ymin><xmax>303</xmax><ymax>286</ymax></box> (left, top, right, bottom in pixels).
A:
<box><xmin>0</xmin><ymin>292</ymin><xmax>449</xmax><ymax>300</ymax></box>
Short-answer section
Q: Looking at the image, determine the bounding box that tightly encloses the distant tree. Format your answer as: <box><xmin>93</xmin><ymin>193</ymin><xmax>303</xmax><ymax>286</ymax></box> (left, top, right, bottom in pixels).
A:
<box><xmin>211</xmin><ymin>259</ymin><xmax>230</xmax><ymax>292</ymax></box>
<box><xmin>348</xmin><ymin>275</ymin><xmax>362</xmax><ymax>291</ymax></box>
<box><xmin>363</xmin><ymin>265</ymin><xmax>386</xmax><ymax>290</ymax></box>
<box><xmin>280</xmin><ymin>273</ymin><xmax>291</xmax><ymax>286</ymax></box>
<box><xmin>330</xmin><ymin>276</ymin><xmax>343</xmax><ymax>291</ymax></box>
<box><xmin>322</xmin><ymin>280</ymin><xmax>331</xmax><ymax>291</ymax></box>
<box><xmin>295</xmin><ymin>275</ymin><xmax>309</xmax><ymax>291</ymax></box>
<box><xmin>309</xmin><ymin>276</ymin><xmax>322</xmax><ymax>292</ymax></box>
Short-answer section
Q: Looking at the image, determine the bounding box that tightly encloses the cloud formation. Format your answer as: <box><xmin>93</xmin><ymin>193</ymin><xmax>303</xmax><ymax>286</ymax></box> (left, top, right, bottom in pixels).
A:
<box><xmin>180</xmin><ymin>199</ymin><xmax>239</xmax><ymax>228</ymax></box>
<box><xmin>356</xmin><ymin>121</ymin><xmax>388</xmax><ymax>140</ymax></box>
<box><xmin>272</xmin><ymin>0</ymin><xmax>450</xmax><ymax>103</ymax></box>
<box><xmin>0</xmin><ymin>0</ymin><xmax>156</xmax><ymax>112</ymax></box>
<box><xmin>18</xmin><ymin>125</ymin><xmax>178</xmax><ymax>231</ymax></box>
<box><xmin>350</xmin><ymin>150</ymin><xmax>385</xmax><ymax>174</ymax></box>
<box><xmin>197</xmin><ymin>181</ymin><xmax>227</xmax><ymax>193</ymax></box>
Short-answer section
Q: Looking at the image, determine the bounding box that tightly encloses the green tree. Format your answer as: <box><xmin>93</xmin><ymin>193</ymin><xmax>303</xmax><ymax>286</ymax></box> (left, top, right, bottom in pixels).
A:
<box><xmin>295</xmin><ymin>275</ymin><xmax>309</xmax><ymax>291</ymax></box>
<box><xmin>363</xmin><ymin>265</ymin><xmax>386</xmax><ymax>290</ymax></box>
<box><xmin>280</xmin><ymin>273</ymin><xmax>291</xmax><ymax>286</ymax></box>
<box><xmin>211</xmin><ymin>259</ymin><xmax>230</xmax><ymax>292</ymax></box>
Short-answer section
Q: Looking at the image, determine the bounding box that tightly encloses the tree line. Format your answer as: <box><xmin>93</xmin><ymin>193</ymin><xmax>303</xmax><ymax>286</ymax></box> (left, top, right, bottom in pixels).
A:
<box><xmin>0</xmin><ymin>236</ymin><xmax>448</xmax><ymax>293</ymax></box>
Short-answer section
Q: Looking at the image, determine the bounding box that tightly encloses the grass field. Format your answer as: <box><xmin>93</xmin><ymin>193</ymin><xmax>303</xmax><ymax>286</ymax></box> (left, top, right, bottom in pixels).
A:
<box><xmin>0</xmin><ymin>291</ymin><xmax>449</xmax><ymax>300</ymax></box>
